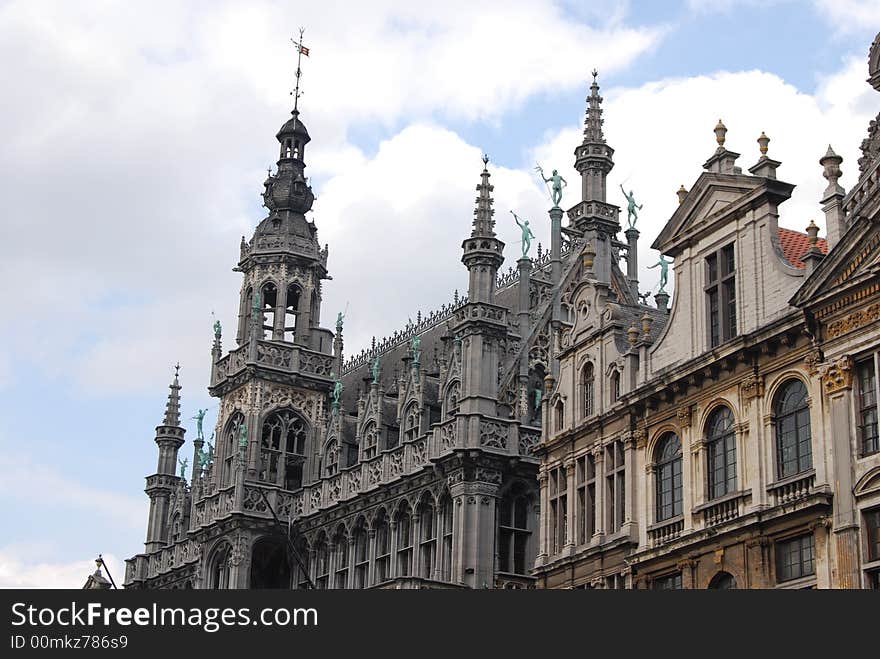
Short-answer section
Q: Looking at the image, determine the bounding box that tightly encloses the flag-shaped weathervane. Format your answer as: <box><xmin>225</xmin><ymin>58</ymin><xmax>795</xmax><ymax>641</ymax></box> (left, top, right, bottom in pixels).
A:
<box><xmin>291</xmin><ymin>28</ymin><xmax>309</xmax><ymax>111</ymax></box>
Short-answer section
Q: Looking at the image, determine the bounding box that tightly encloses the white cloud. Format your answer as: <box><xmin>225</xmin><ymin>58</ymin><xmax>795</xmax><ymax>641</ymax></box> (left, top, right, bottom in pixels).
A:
<box><xmin>813</xmin><ymin>0</ymin><xmax>880</xmax><ymax>34</ymax></box>
<box><xmin>0</xmin><ymin>550</ymin><xmax>123</xmax><ymax>589</ymax></box>
<box><xmin>531</xmin><ymin>57</ymin><xmax>876</xmax><ymax>294</ymax></box>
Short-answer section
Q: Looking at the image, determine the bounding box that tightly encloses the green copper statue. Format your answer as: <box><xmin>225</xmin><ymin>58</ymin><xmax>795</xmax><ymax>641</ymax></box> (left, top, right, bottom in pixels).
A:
<box><xmin>620</xmin><ymin>184</ymin><xmax>643</xmax><ymax>229</ymax></box>
<box><xmin>371</xmin><ymin>356</ymin><xmax>380</xmax><ymax>384</ymax></box>
<box><xmin>648</xmin><ymin>254</ymin><xmax>672</xmax><ymax>293</ymax></box>
<box><xmin>336</xmin><ymin>311</ymin><xmax>345</xmax><ymax>334</ymax></box>
<box><xmin>252</xmin><ymin>290</ymin><xmax>261</xmax><ymax>317</ymax></box>
<box><xmin>330</xmin><ymin>372</ymin><xmax>343</xmax><ymax>406</ymax></box>
<box><xmin>179</xmin><ymin>457</ymin><xmax>188</xmax><ymax>479</ymax></box>
<box><xmin>534</xmin><ymin>385</ymin><xmax>543</xmax><ymax>410</ymax></box>
<box><xmin>535</xmin><ymin>164</ymin><xmax>567</xmax><ymax>208</ymax></box>
<box><xmin>192</xmin><ymin>408</ymin><xmax>207</xmax><ymax>440</ymax></box>
<box><xmin>213</xmin><ymin>318</ymin><xmax>222</xmax><ymax>341</ymax></box>
<box><xmin>511</xmin><ymin>211</ymin><xmax>535</xmax><ymax>258</ymax></box>
<box><xmin>238</xmin><ymin>421</ymin><xmax>248</xmax><ymax>450</ymax></box>
<box><xmin>411</xmin><ymin>334</ymin><xmax>421</xmax><ymax>364</ymax></box>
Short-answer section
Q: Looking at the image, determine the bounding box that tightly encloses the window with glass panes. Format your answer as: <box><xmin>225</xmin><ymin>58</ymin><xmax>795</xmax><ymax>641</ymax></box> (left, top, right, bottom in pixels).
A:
<box><xmin>706</xmin><ymin>407</ymin><xmax>736</xmax><ymax>499</ymax></box>
<box><xmin>396</xmin><ymin>505</ymin><xmax>413</xmax><ymax>577</ymax></box>
<box><xmin>374</xmin><ymin>512</ymin><xmax>391</xmax><ymax>584</ymax></box>
<box><xmin>334</xmin><ymin>535</ymin><xmax>349</xmax><ymax>589</ymax></box>
<box><xmin>865</xmin><ymin>508</ymin><xmax>880</xmax><ymax>563</ymax></box>
<box><xmin>440</xmin><ymin>497</ymin><xmax>453</xmax><ymax>581</ymax></box>
<box><xmin>857</xmin><ymin>358</ymin><xmax>878</xmax><ymax>456</ymax></box>
<box><xmin>575</xmin><ymin>453</ymin><xmax>596</xmax><ymax>544</ymax></box>
<box><xmin>774</xmin><ymin>379</ymin><xmax>812</xmax><ymax>479</ymax></box>
<box><xmin>314</xmin><ymin>539</ymin><xmax>330</xmax><ymax>590</ymax></box>
<box><xmin>419</xmin><ymin>499</ymin><xmax>436</xmax><ymax>579</ymax></box>
<box><xmin>776</xmin><ymin>533</ymin><xmax>815</xmax><ymax>582</ymax></box>
<box><xmin>548</xmin><ymin>465</ymin><xmax>567</xmax><ymax>554</ymax></box>
<box><xmin>706</xmin><ymin>243</ymin><xmax>736</xmax><ymax>348</ymax></box>
<box><xmin>499</xmin><ymin>488</ymin><xmax>531</xmax><ymax>574</ymax></box>
<box><xmin>581</xmin><ymin>362</ymin><xmax>595</xmax><ymax>418</ymax></box>
<box><xmin>353</xmin><ymin>524</ymin><xmax>368</xmax><ymax>589</ymax></box>
<box><xmin>606</xmin><ymin>441</ymin><xmax>626</xmax><ymax>532</ymax></box>
<box><xmin>655</xmin><ymin>433</ymin><xmax>682</xmax><ymax>522</ymax></box>
<box><xmin>652</xmin><ymin>572</ymin><xmax>682</xmax><ymax>589</ymax></box>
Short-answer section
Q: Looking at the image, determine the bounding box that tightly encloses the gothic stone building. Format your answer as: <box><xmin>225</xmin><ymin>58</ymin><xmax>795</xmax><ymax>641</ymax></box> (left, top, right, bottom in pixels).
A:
<box><xmin>124</xmin><ymin>93</ymin><xmax>570</xmax><ymax>589</ymax></box>
<box><xmin>534</xmin><ymin>34</ymin><xmax>880</xmax><ymax>589</ymax></box>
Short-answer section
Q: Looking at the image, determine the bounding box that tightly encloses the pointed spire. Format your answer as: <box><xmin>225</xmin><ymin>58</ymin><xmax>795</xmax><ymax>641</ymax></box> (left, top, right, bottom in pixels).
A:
<box><xmin>472</xmin><ymin>154</ymin><xmax>495</xmax><ymax>237</ymax></box>
<box><xmin>583</xmin><ymin>69</ymin><xmax>605</xmax><ymax>144</ymax></box>
<box><xmin>162</xmin><ymin>363</ymin><xmax>182</xmax><ymax>427</ymax></box>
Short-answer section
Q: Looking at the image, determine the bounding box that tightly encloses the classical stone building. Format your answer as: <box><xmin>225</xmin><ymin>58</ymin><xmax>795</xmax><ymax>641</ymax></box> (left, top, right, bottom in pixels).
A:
<box><xmin>534</xmin><ymin>35</ymin><xmax>880</xmax><ymax>589</ymax></box>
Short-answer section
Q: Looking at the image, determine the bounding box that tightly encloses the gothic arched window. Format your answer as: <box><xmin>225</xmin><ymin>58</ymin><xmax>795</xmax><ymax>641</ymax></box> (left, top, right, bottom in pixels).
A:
<box><xmin>352</xmin><ymin>518</ymin><xmax>369</xmax><ymax>589</ymax></box>
<box><xmin>655</xmin><ymin>433</ymin><xmax>682</xmax><ymax>522</ymax></box>
<box><xmin>362</xmin><ymin>421</ymin><xmax>378</xmax><ymax>460</ymax></box>
<box><xmin>554</xmin><ymin>400</ymin><xmax>565</xmax><ymax>432</ymax></box>
<box><xmin>610</xmin><ymin>370</ymin><xmax>620</xmax><ymax>404</ymax></box>
<box><xmin>445</xmin><ymin>382</ymin><xmax>460</xmax><ymax>419</ymax></box>
<box><xmin>440</xmin><ymin>495</ymin><xmax>453</xmax><ymax>582</ymax></box>
<box><xmin>314</xmin><ymin>535</ymin><xmax>330</xmax><ymax>590</ymax></box>
<box><xmin>374</xmin><ymin>509</ymin><xmax>391</xmax><ymax>584</ymax></box>
<box><xmin>418</xmin><ymin>495</ymin><xmax>436</xmax><ymax>579</ymax></box>
<box><xmin>222</xmin><ymin>412</ymin><xmax>245</xmax><ymax>487</ymax></box>
<box><xmin>403</xmin><ymin>404</ymin><xmax>420</xmax><ymax>444</ymax></box>
<box><xmin>243</xmin><ymin>286</ymin><xmax>254</xmax><ymax>341</ymax></box>
<box><xmin>261</xmin><ymin>283</ymin><xmax>278</xmax><ymax>340</ymax></box>
<box><xmin>774</xmin><ymin>379</ymin><xmax>812</xmax><ymax>479</ymax></box>
<box><xmin>284</xmin><ymin>284</ymin><xmax>301</xmax><ymax>342</ymax></box>
<box><xmin>499</xmin><ymin>483</ymin><xmax>533</xmax><ymax>575</ymax></box>
<box><xmin>208</xmin><ymin>543</ymin><xmax>231</xmax><ymax>589</ymax></box>
<box><xmin>333</xmin><ymin>526</ymin><xmax>349</xmax><ymax>589</ymax></box>
<box><xmin>169</xmin><ymin>512</ymin><xmax>182</xmax><ymax>545</ymax></box>
<box><xmin>706</xmin><ymin>406</ymin><xmax>736</xmax><ymax>499</ymax></box>
<box><xmin>259</xmin><ymin>409</ymin><xmax>308</xmax><ymax>489</ymax></box>
<box><xmin>581</xmin><ymin>362</ymin><xmax>595</xmax><ymax>418</ymax></box>
<box><xmin>324</xmin><ymin>439</ymin><xmax>338</xmax><ymax>477</ymax></box>
<box><xmin>396</xmin><ymin>501</ymin><xmax>414</xmax><ymax>577</ymax></box>
<box><xmin>708</xmin><ymin>571</ymin><xmax>737</xmax><ymax>589</ymax></box>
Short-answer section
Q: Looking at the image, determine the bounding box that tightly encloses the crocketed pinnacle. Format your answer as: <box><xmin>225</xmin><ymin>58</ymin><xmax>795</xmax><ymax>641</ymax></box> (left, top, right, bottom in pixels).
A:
<box><xmin>162</xmin><ymin>364</ymin><xmax>182</xmax><ymax>427</ymax></box>
<box><xmin>471</xmin><ymin>154</ymin><xmax>496</xmax><ymax>237</ymax></box>
<box><xmin>583</xmin><ymin>69</ymin><xmax>605</xmax><ymax>144</ymax></box>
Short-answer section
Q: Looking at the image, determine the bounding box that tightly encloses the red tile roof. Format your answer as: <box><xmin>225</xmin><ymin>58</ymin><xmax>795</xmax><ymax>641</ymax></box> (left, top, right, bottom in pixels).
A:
<box><xmin>778</xmin><ymin>227</ymin><xmax>829</xmax><ymax>269</ymax></box>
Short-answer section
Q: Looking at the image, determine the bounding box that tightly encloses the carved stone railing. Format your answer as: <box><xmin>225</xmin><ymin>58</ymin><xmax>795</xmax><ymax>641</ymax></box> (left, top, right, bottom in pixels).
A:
<box><xmin>696</xmin><ymin>492</ymin><xmax>746</xmax><ymax>528</ymax></box>
<box><xmin>213</xmin><ymin>341</ymin><xmax>333</xmax><ymax>386</ymax></box>
<box><xmin>647</xmin><ymin>516</ymin><xmax>684</xmax><ymax>547</ymax></box>
<box><xmin>518</xmin><ymin>426</ymin><xmax>541</xmax><ymax>455</ymax></box>
<box><xmin>768</xmin><ymin>471</ymin><xmax>815</xmax><ymax>507</ymax></box>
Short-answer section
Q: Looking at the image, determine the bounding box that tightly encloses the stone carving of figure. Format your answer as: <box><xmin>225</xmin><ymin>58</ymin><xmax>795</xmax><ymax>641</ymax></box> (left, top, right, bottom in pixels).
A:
<box><xmin>620</xmin><ymin>184</ymin><xmax>643</xmax><ymax>229</ymax></box>
<box><xmin>535</xmin><ymin>164</ymin><xmax>567</xmax><ymax>207</ymax></box>
<box><xmin>330</xmin><ymin>373</ymin><xmax>343</xmax><ymax>405</ymax></box>
<box><xmin>647</xmin><ymin>254</ymin><xmax>672</xmax><ymax>293</ymax></box>
<box><xmin>192</xmin><ymin>408</ymin><xmax>207</xmax><ymax>440</ymax></box>
<box><xmin>511</xmin><ymin>211</ymin><xmax>535</xmax><ymax>258</ymax></box>
<box><xmin>371</xmin><ymin>356</ymin><xmax>380</xmax><ymax>384</ymax></box>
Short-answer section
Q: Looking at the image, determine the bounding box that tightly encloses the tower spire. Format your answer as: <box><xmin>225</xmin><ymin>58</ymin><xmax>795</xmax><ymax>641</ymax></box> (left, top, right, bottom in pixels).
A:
<box><xmin>472</xmin><ymin>154</ymin><xmax>496</xmax><ymax>237</ymax></box>
<box><xmin>162</xmin><ymin>363</ymin><xmax>182</xmax><ymax>427</ymax></box>
<box><xmin>290</xmin><ymin>28</ymin><xmax>309</xmax><ymax>113</ymax></box>
<box><xmin>583</xmin><ymin>69</ymin><xmax>605</xmax><ymax>144</ymax></box>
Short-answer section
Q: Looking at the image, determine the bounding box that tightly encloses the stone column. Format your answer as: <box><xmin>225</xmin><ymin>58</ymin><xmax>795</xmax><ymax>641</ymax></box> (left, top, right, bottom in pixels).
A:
<box><xmin>625</xmin><ymin>228</ymin><xmax>639</xmax><ymax>300</ymax></box>
<box><xmin>622</xmin><ymin>433</ymin><xmax>637</xmax><ymax>539</ymax></box>
<box><xmin>563</xmin><ymin>457</ymin><xmax>576</xmax><ymax>555</ymax></box>
<box><xmin>367</xmin><ymin>529</ymin><xmax>377</xmax><ymax>587</ymax></box>
<box><xmin>347</xmin><ymin>536</ymin><xmax>357</xmax><ymax>589</ymax></box>
<box><xmin>535</xmin><ymin>468</ymin><xmax>549</xmax><ymax>567</ymax></box>
<box><xmin>592</xmin><ymin>445</ymin><xmax>606</xmax><ymax>540</ymax></box>
<box><xmin>449</xmin><ymin>471</ymin><xmax>500</xmax><ymax>588</ymax></box>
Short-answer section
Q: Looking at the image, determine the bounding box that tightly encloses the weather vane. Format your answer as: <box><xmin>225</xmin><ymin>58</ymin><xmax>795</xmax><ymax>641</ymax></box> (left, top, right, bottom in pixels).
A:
<box><xmin>290</xmin><ymin>27</ymin><xmax>310</xmax><ymax>112</ymax></box>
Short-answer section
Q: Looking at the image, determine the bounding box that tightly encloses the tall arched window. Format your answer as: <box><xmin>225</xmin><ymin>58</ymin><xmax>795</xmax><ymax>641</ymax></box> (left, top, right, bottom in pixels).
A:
<box><xmin>445</xmin><ymin>382</ymin><xmax>460</xmax><ymax>419</ymax></box>
<box><xmin>314</xmin><ymin>534</ymin><xmax>330</xmax><ymax>590</ymax></box>
<box><xmin>418</xmin><ymin>496</ymin><xmax>436</xmax><ymax>579</ymax></box>
<box><xmin>655</xmin><ymin>433</ymin><xmax>682</xmax><ymax>522</ymax></box>
<box><xmin>333</xmin><ymin>526</ymin><xmax>349</xmax><ymax>589</ymax></box>
<box><xmin>222</xmin><ymin>413</ymin><xmax>245</xmax><ymax>487</ymax></box>
<box><xmin>169</xmin><ymin>513</ymin><xmax>182</xmax><ymax>544</ymax></box>
<box><xmin>706</xmin><ymin>406</ymin><xmax>736</xmax><ymax>499</ymax></box>
<box><xmin>403</xmin><ymin>404</ymin><xmax>420</xmax><ymax>444</ymax></box>
<box><xmin>440</xmin><ymin>495</ymin><xmax>453</xmax><ymax>582</ymax></box>
<box><xmin>499</xmin><ymin>483</ymin><xmax>533</xmax><ymax>575</ymax></box>
<box><xmin>362</xmin><ymin>422</ymin><xmax>378</xmax><ymax>460</ymax></box>
<box><xmin>708</xmin><ymin>571</ymin><xmax>737</xmax><ymax>589</ymax></box>
<box><xmin>208</xmin><ymin>543</ymin><xmax>231</xmax><ymax>589</ymax></box>
<box><xmin>261</xmin><ymin>283</ymin><xmax>278</xmax><ymax>340</ymax></box>
<box><xmin>554</xmin><ymin>400</ymin><xmax>565</xmax><ymax>432</ymax></box>
<box><xmin>610</xmin><ymin>370</ymin><xmax>620</xmax><ymax>404</ymax></box>
<box><xmin>243</xmin><ymin>286</ymin><xmax>254</xmax><ymax>341</ymax></box>
<box><xmin>324</xmin><ymin>439</ymin><xmax>338</xmax><ymax>477</ymax></box>
<box><xmin>284</xmin><ymin>284</ymin><xmax>300</xmax><ymax>342</ymax></box>
<box><xmin>396</xmin><ymin>502</ymin><xmax>413</xmax><ymax>577</ymax></box>
<box><xmin>581</xmin><ymin>362</ymin><xmax>595</xmax><ymax>418</ymax></box>
<box><xmin>774</xmin><ymin>379</ymin><xmax>812</xmax><ymax>479</ymax></box>
<box><xmin>260</xmin><ymin>409</ymin><xmax>308</xmax><ymax>489</ymax></box>
<box><xmin>374</xmin><ymin>509</ymin><xmax>391</xmax><ymax>584</ymax></box>
<box><xmin>352</xmin><ymin>518</ymin><xmax>369</xmax><ymax>589</ymax></box>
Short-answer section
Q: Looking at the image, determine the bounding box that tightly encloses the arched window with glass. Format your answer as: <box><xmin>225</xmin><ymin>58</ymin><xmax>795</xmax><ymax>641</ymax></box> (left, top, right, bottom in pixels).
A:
<box><xmin>259</xmin><ymin>408</ymin><xmax>308</xmax><ymax>489</ymax></box>
<box><xmin>445</xmin><ymin>382</ymin><xmax>460</xmax><ymax>419</ymax></box>
<box><xmin>395</xmin><ymin>502</ymin><xmax>413</xmax><ymax>577</ymax></box>
<box><xmin>403</xmin><ymin>404</ymin><xmax>420</xmax><ymax>444</ymax></box>
<box><xmin>208</xmin><ymin>542</ymin><xmax>232</xmax><ymax>589</ymax></box>
<box><xmin>352</xmin><ymin>518</ymin><xmax>369</xmax><ymax>589</ymax></box>
<box><xmin>610</xmin><ymin>370</ymin><xmax>620</xmax><ymax>404</ymax></box>
<box><xmin>581</xmin><ymin>362</ymin><xmax>595</xmax><ymax>418</ymax></box>
<box><xmin>221</xmin><ymin>412</ymin><xmax>245</xmax><ymax>487</ymax></box>
<box><xmin>498</xmin><ymin>483</ymin><xmax>533</xmax><ymax>575</ymax></box>
<box><xmin>418</xmin><ymin>495</ymin><xmax>436</xmax><ymax>579</ymax></box>
<box><xmin>655</xmin><ymin>433</ymin><xmax>683</xmax><ymax>522</ymax></box>
<box><xmin>774</xmin><ymin>379</ymin><xmax>812</xmax><ymax>479</ymax></box>
<box><xmin>374</xmin><ymin>509</ymin><xmax>391</xmax><ymax>584</ymax></box>
<box><xmin>362</xmin><ymin>421</ymin><xmax>378</xmax><ymax>460</ymax></box>
<box><xmin>706</xmin><ymin>406</ymin><xmax>736</xmax><ymax>499</ymax></box>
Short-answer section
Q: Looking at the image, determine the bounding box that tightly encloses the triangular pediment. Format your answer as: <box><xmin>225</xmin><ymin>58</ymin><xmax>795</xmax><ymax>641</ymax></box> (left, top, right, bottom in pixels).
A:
<box><xmin>651</xmin><ymin>172</ymin><xmax>792</xmax><ymax>254</ymax></box>
<box><xmin>791</xmin><ymin>215</ymin><xmax>880</xmax><ymax>307</ymax></box>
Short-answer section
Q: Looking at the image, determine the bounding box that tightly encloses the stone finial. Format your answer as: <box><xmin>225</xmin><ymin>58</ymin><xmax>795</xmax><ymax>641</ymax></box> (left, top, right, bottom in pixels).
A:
<box><xmin>582</xmin><ymin>241</ymin><xmax>596</xmax><ymax>271</ymax></box>
<box><xmin>641</xmin><ymin>310</ymin><xmax>653</xmax><ymax>338</ymax></box>
<box><xmin>162</xmin><ymin>364</ymin><xmax>182</xmax><ymax>427</ymax></box>
<box><xmin>757</xmin><ymin>131</ymin><xmax>770</xmax><ymax>157</ymax></box>
<box><xmin>806</xmin><ymin>219</ymin><xmax>819</xmax><ymax>245</ymax></box>
<box><xmin>676</xmin><ymin>184</ymin><xmax>688</xmax><ymax>205</ymax></box>
<box><xmin>820</xmin><ymin>144</ymin><xmax>844</xmax><ymax>195</ymax></box>
<box><xmin>714</xmin><ymin>119</ymin><xmax>727</xmax><ymax>149</ymax></box>
<box><xmin>627</xmin><ymin>320</ymin><xmax>640</xmax><ymax>346</ymax></box>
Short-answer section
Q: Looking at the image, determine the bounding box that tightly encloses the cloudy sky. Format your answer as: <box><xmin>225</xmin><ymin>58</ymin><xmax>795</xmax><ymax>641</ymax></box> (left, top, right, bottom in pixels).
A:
<box><xmin>0</xmin><ymin>0</ymin><xmax>877</xmax><ymax>588</ymax></box>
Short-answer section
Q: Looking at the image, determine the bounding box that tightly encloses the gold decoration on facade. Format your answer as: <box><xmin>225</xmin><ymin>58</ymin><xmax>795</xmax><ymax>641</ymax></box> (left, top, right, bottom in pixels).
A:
<box><xmin>714</xmin><ymin>119</ymin><xmax>727</xmax><ymax>148</ymax></box>
<box><xmin>676</xmin><ymin>184</ymin><xmax>688</xmax><ymax>204</ymax></box>
<box><xmin>819</xmin><ymin>355</ymin><xmax>853</xmax><ymax>394</ymax></box>
<box><xmin>804</xmin><ymin>348</ymin><xmax>823</xmax><ymax>375</ymax></box>
<box><xmin>826</xmin><ymin>302</ymin><xmax>880</xmax><ymax>339</ymax></box>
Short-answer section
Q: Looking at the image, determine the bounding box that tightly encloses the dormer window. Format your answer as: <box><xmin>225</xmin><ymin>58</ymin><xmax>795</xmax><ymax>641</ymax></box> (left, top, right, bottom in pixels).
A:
<box><xmin>706</xmin><ymin>243</ymin><xmax>736</xmax><ymax>348</ymax></box>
